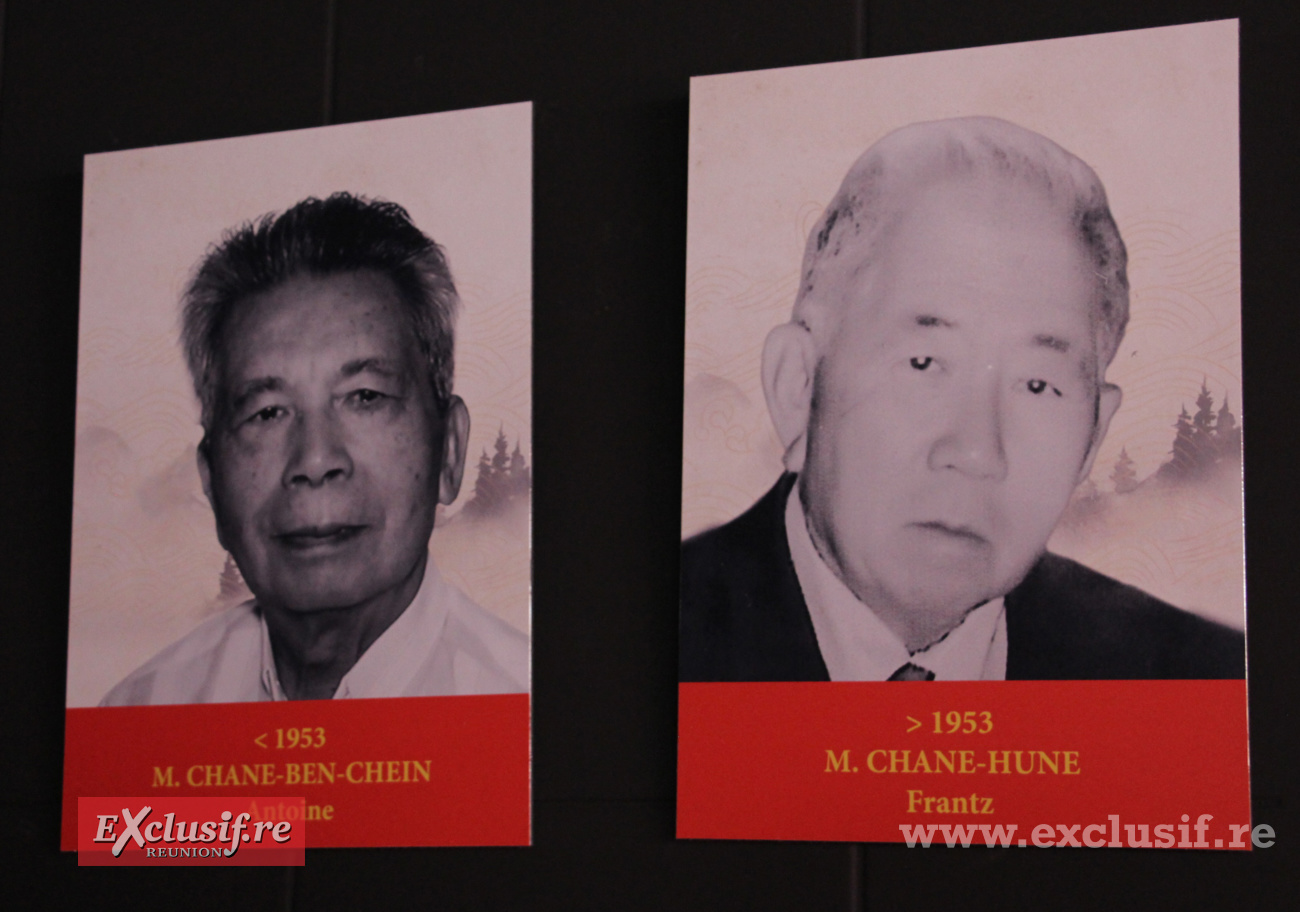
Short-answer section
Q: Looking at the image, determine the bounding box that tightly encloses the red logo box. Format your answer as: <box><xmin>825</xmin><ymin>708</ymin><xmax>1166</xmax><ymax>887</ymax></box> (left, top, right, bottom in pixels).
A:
<box><xmin>78</xmin><ymin>797</ymin><xmax>306</xmax><ymax>865</ymax></box>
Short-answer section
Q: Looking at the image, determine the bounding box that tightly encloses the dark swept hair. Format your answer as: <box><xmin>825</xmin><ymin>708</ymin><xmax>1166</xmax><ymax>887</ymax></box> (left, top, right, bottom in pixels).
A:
<box><xmin>181</xmin><ymin>192</ymin><xmax>459</xmax><ymax>432</ymax></box>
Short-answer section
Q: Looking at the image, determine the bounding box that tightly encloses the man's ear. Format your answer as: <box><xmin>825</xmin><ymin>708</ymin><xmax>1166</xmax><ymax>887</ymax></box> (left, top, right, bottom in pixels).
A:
<box><xmin>196</xmin><ymin>440</ymin><xmax>213</xmax><ymax>502</ymax></box>
<box><xmin>1077</xmin><ymin>382</ymin><xmax>1123</xmax><ymax>483</ymax></box>
<box><xmin>761</xmin><ymin>322</ymin><xmax>818</xmax><ymax>474</ymax></box>
<box><xmin>196</xmin><ymin>439</ymin><xmax>228</xmax><ymax>552</ymax></box>
<box><xmin>438</xmin><ymin>395</ymin><xmax>471</xmax><ymax>505</ymax></box>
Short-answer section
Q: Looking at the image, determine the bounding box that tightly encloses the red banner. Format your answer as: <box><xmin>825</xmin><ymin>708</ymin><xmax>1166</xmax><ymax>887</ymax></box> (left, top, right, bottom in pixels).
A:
<box><xmin>63</xmin><ymin>694</ymin><xmax>529</xmax><ymax>850</ymax></box>
<box><xmin>678</xmin><ymin>681</ymin><xmax>1250</xmax><ymax>847</ymax></box>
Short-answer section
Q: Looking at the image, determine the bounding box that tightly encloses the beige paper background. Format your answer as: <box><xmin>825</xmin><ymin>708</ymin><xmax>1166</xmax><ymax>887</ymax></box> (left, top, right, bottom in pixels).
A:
<box><xmin>68</xmin><ymin>104</ymin><xmax>533</xmax><ymax>707</ymax></box>
<box><xmin>683</xmin><ymin>22</ymin><xmax>1244</xmax><ymax>629</ymax></box>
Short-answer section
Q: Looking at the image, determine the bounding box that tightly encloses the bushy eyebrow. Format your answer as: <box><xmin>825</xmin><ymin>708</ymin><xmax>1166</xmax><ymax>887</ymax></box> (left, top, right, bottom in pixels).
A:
<box><xmin>1033</xmin><ymin>333</ymin><xmax>1071</xmax><ymax>354</ymax></box>
<box><xmin>339</xmin><ymin>357</ymin><xmax>403</xmax><ymax>380</ymax></box>
<box><xmin>914</xmin><ymin>314</ymin><xmax>954</xmax><ymax>329</ymax></box>
<box><xmin>913</xmin><ymin>315</ymin><xmax>1073</xmax><ymax>357</ymax></box>
<box><xmin>230</xmin><ymin>377</ymin><xmax>284</xmax><ymax>411</ymax></box>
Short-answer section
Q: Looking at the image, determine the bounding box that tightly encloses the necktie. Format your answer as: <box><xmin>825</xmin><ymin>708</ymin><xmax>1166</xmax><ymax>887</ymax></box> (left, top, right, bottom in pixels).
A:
<box><xmin>888</xmin><ymin>662</ymin><xmax>936</xmax><ymax>681</ymax></box>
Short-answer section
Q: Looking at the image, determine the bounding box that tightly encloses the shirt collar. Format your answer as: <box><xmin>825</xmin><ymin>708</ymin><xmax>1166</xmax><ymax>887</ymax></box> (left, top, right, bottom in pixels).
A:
<box><xmin>256</xmin><ymin>557</ymin><xmax>452</xmax><ymax>700</ymax></box>
<box><xmin>784</xmin><ymin>481</ymin><xmax>1007</xmax><ymax>681</ymax></box>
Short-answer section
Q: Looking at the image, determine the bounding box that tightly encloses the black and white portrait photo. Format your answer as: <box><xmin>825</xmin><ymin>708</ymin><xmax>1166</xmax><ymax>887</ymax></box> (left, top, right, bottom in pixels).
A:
<box><xmin>679</xmin><ymin>23</ymin><xmax>1246</xmax><ymax>683</ymax></box>
<box><xmin>67</xmin><ymin>105</ymin><xmax>533</xmax><ymax>707</ymax></box>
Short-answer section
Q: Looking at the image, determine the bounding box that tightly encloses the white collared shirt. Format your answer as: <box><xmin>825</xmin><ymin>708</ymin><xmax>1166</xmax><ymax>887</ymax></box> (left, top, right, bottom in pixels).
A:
<box><xmin>784</xmin><ymin>484</ymin><xmax>1007</xmax><ymax>681</ymax></box>
<box><xmin>101</xmin><ymin>560</ymin><xmax>529</xmax><ymax>706</ymax></box>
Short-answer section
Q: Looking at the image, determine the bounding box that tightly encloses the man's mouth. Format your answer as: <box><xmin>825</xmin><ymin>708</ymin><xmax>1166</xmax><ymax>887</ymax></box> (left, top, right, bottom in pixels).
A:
<box><xmin>274</xmin><ymin>524</ymin><xmax>368</xmax><ymax>550</ymax></box>
<box><xmin>912</xmin><ymin>521</ymin><xmax>989</xmax><ymax>545</ymax></box>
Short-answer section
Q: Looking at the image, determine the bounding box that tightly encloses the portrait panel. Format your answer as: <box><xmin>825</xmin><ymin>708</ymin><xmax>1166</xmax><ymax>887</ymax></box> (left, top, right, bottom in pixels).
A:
<box><xmin>64</xmin><ymin>104</ymin><xmax>532</xmax><ymax>847</ymax></box>
<box><xmin>678</xmin><ymin>23</ymin><xmax>1249</xmax><ymax>844</ymax></box>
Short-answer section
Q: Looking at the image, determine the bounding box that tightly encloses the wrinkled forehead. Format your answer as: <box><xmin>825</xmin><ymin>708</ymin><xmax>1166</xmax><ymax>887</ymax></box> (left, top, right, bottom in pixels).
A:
<box><xmin>808</xmin><ymin>171</ymin><xmax>1091</xmax><ymax>318</ymax></box>
<box><xmin>214</xmin><ymin>270</ymin><xmax>419</xmax><ymax>384</ymax></box>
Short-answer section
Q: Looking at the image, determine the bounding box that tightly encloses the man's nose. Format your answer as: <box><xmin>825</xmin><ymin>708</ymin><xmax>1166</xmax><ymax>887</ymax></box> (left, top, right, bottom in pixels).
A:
<box><xmin>927</xmin><ymin>374</ymin><xmax>1008</xmax><ymax>481</ymax></box>
<box><xmin>282</xmin><ymin>410</ymin><xmax>353</xmax><ymax>488</ymax></box>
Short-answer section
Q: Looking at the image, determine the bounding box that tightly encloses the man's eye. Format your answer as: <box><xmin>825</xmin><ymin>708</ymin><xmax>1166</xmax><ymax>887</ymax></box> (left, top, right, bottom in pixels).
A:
<box><xmin>250</xmin><ymin>405</ymin><xmax>284</xmax><ymax>423</ymax></box>
<box><xmin>1026</xmin><ymin>379</ymin><xmax>1061</xmax><ymax>397</ymax></box>
<box><xmin>349</xmin><ymin>388</ymin><xmax>387</xmax><ymax>406</ymax></box>
<box><xmin>909</xmin><ymin>356</ymin><xmax>934</xmax><ymax>371</ymax></box>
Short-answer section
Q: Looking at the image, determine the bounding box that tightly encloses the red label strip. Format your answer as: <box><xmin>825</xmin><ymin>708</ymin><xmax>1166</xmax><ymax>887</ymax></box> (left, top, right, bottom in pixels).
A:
<box><xmin>678</xmin><ymin>680</ymin><xmax>1249</xmax><ymax>847</ymax></box>
<box><xmin>64</xmin><ymin>694</ymin><xmax>530</xmax><ymax>849</ymax></box>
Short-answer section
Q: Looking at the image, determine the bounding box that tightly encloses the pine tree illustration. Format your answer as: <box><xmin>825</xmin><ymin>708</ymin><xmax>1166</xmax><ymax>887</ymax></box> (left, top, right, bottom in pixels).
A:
<box><xmin>1110</xmin><ymin>447</ymin><xmax>1138</xmax><ymax>494</ymax></box>
<box><xmin>1215</xmin><ymin>395</ymin><xmax>1241</xmax><ymax>461</ymax></box>
<box><xmin>491</xmin><ymin>426</ymin><xmax>510</xmax><ymax>476</ymax></box>
<box><xmin>508</xmin><ymin>438</ymin><xmax>530</xmax><ymax>499</ymax></box>
<box><xmin>1158</xmin><ymin>405</ymin><xmax>1197</xmax><ymax>481</ymax></box>
<box><xmin>1191</xmin><ymin>379</ymin><xmax>1217</xmax><ymax>469</ymax></box>
<box><xmin>469</xmin><ymin>449</ymin><xmax>495</xmax><ymax>515</ymax></box>
<box><xmin>466</xmin><ymin>429</ymin><xmax>530</xmax><ymax>517</ymax></box>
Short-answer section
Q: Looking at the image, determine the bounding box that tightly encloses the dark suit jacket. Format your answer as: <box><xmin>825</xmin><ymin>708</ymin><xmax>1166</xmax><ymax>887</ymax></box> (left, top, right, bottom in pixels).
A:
<box><xmin>680</xmin><ymin>475</ymin><xmax>1245</xmax><ymax>681</ymax></box>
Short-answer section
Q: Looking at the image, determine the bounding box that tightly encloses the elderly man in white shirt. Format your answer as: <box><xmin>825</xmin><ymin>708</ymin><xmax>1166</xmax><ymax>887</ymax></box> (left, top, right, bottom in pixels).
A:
<box><xmin>103</xmin><ymin>192</ymin><xmax>528</xmax><ymax>705</ymax></box>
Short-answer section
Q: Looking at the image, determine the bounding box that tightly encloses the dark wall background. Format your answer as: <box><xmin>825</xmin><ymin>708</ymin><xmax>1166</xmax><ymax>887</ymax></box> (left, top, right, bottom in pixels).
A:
<box><xmin>2</xmin><ymin>1</ymin><xmax>1295</xmax><ymax>908</ymax></box>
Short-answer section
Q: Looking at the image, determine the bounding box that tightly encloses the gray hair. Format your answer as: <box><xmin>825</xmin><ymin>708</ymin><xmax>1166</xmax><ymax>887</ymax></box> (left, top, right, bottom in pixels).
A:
<box><xmin>793</xmin><ymin>116</ymin><xmax>1129</xmax><ymax>367</ymax></box>
<box><xmin>181</xmin><ymin>192</ymin><xmax>459</xmax><ymax>433</ymax></box>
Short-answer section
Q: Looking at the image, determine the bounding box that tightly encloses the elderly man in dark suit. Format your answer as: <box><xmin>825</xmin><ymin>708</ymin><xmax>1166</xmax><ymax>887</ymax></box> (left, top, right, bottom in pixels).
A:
<box><xmin>680</xmin><ymin>117</ymin><xmax>1244</xmax><ymax>683</ymax></box>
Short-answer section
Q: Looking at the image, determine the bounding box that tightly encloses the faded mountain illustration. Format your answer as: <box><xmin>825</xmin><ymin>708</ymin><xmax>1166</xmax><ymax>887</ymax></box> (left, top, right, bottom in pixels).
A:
<box><xmin>427</xmin><ymin>427</ymin><xmax>532</xmax><ymax>636</ymax></box>
<box><xmin>1053</xmin><ymin>381</ymin><xmax>1244</xmax><ymax>629</ymax></box>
